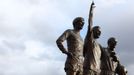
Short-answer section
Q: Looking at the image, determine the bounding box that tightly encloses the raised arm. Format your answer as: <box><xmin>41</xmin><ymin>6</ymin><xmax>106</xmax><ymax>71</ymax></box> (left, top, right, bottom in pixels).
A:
<box><xmin>88</xmin><ymin>1</ymin><xmax>95</xmax><ymax>32</ymax></box>
<box><xmin>83</xmin><ymin>1</ymin><xmax>95</xmax><ymax>56</ymax></box>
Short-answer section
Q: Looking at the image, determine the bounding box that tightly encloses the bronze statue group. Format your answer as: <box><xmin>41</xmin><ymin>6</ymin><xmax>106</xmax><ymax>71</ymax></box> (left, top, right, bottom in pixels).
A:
<box><xmin>56</xmin><ymin>1</ymin><xmax>127</xmax><ymax>75</ymax></box>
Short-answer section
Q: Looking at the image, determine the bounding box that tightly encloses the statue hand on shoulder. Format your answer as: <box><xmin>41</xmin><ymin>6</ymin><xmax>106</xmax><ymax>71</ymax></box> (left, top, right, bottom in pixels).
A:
<box><xmin>112</xmin><ymin>56</ymin><xmax>118</xmax><ymax>62</ymax></box>
<box><xmin>110</xmin><ymin>51</ymin><xmax>116</xmax><ymax>57</ymax></box>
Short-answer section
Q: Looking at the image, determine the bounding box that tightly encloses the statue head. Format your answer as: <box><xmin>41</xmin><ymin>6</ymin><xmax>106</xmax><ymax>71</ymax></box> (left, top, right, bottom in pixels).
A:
<box><xmin>73</xmin><ymin>17</ymin><xmax>84</xmax><ymax>30</ymax></box>
<box><xmin>107</xmin><ymin>37</ymin><xmax>117</xmax><ymax>49</ymax></box>
<box><xmin>92</xmin><ymin>26</ymin><xmax>101</xmax><ymax>39</ymax></box>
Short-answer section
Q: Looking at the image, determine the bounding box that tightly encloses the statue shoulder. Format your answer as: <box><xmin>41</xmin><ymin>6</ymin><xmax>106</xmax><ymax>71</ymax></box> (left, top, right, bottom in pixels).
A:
<box><xmin>64</xmin><ymin>29</ymin><xmax>72</xmax><ymax>33</ymax></box>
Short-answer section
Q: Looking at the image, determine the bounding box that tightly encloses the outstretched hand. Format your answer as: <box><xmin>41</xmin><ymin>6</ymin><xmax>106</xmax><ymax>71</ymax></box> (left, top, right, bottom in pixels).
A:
<box><xmin>91</xmin><ymin>1</ymin><xmax>95</xmax><ymax>6</ymax></box>
<box><xmin>91</xmin><ymin>1</ymin><xmax>96</xmax><ymax>9</ymax></box>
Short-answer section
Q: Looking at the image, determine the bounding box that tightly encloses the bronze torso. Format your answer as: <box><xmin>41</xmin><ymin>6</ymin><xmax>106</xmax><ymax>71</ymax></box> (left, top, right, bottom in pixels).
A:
<box><xmin>57</xmin><ymin>29</ymin><xmax>84</xmax><ymax>71</ymax></box>
<box><xmin>84</xmin><ymin>40</ymin><xmax>102</xmax><ymax>72</ymax></box>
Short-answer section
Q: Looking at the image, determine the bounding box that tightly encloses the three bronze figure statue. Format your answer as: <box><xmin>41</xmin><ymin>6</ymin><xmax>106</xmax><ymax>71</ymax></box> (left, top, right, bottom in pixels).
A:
<box><xmin>56</xmin><ymin>1</ymin><xmax>127</xmax><ymax>75</ymax></box>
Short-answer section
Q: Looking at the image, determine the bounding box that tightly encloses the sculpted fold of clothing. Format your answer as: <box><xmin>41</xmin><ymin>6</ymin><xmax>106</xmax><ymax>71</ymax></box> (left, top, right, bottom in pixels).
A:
<box><xmin>100</xmin><ymin>48</ymin><xmax>118</xmax><ymax>75</ymax></box>
<box><xmin>66</xmin><ymin>70</ymin><xmax>83</xmax><ymax>75</ymax></box>
<box><xmin>57</xmin><ymin>29</ymin><xmax>84</xmax><ymax>72</ymax></box>
<box><xmin>83</xmin><ymin>69</ymin><xmax>100</xmax><ymax>75</ymax></box>
<box><xmin>65</xmin><ymin>55</ymin><xmax>83</xmax><ymax>73</ymax></box>
<box><xmin>83</xmin><ymin>40</ymin><xmax>102</xmax><ymax>74</ymax></box>
<box><xmin>100</xmin><ymin>70</ymin><xmax>115</xmax><ymax>75</ymax></box>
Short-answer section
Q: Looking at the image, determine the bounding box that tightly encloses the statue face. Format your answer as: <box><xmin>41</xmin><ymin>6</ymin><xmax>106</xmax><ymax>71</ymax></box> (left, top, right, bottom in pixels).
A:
<box><xmin>73</xmin><ymin>17</ymin><xmax>84</xmax><ymax>30</ymax></box>
<box><xmin>74</xmin><ymin>20</ymin><xmax>84</xmax><ymax>30</ymax></box>
<box><xmin>108</xmin><ymin>40</ymin><xmax>117</xmax><ymax>49</ymax></box>
<box><xmin>93</xmin><ymin>28</ymin><xmax>101</xmax><ymax>39</ymax></box>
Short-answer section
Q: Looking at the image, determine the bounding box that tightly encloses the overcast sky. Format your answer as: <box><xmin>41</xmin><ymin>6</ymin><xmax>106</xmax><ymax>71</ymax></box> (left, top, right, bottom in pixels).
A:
<box><xmin>0</xmin><ymin>0</ymin><xmax>133</xmax><ymax>75</ymax></box>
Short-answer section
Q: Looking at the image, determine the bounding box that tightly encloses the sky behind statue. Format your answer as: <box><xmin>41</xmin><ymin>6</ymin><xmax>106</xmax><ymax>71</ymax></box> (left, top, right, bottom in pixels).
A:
<box><xmin>0</xmin><ymin>0</ymin><xmax>133</xmax><ymax>75</ymax></box>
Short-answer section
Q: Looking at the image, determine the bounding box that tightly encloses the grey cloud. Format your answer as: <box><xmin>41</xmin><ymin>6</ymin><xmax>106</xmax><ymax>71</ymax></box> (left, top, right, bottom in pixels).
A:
<box><xmin>0</xmin><ymin>0</ymin><xmax>133</xmax><ymax>75</ymax></box>
<box><xmin>96</xmin><ymin>4</ymin><xmax>134</xmax><ymax>74</ymax></box>
<box><xmin>0</xmin><ymin>0</ymin><xmax>68</xmax><ymax>75</ymax></box>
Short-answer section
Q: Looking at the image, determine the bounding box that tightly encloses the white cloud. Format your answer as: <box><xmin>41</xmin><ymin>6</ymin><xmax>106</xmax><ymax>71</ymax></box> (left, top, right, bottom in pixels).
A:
<box><xmin>99</xmin><ymin>0</ymin><xmax>126</xmax><ymax>7</ymax></box>
<box><xmin>0</xmin><ymin>39</ymin><xmax>65</xmax><ymax>75</ymax></box>
<box><xmin>0</xmin><ymin>0</ymin><xmax>68</xmax><ymax>75</ymax></box>
<box><xmin>126</xmin><ymin>64</ymin><xmax>134</xmax><ymax>75</ymax></box>
<box><xmin>0</xmin><ymin>53</ymin><xmax>65</xmax><ymax>75</ymax></box>
<box><xmin>24</xmin><ymin>40</ymin><xmax>45</xmax><ymax>58</ymax></box>
<box><xmin>0</xmin><ymin>0</ymin><xmax>133</xmax><ymax>75</ymax></box>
